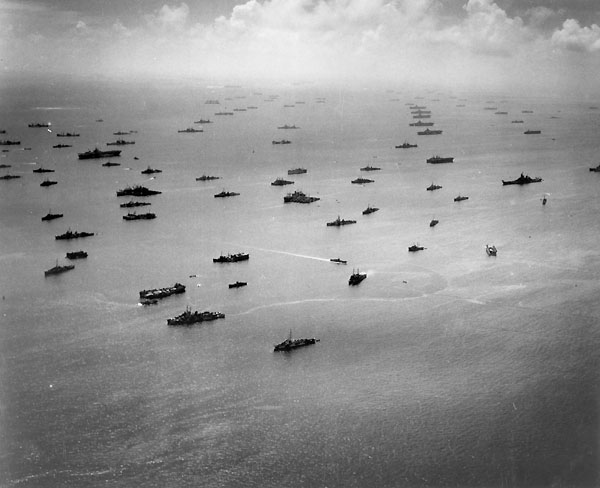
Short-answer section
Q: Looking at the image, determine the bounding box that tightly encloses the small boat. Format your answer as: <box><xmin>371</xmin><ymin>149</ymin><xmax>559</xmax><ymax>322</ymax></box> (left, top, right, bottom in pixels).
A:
<box><xmin>362</xmin><ymin>205</ymin><xmax>379</xmax><ymax>215</ymax></box>
<box><xmin>408</xmin><ymin>244</ymin><xmax>425</xmax><ymax>252</ymax></box>
<box><xmin>426</xmin><ymin>183</ymin><xmax>442</xmax><ymax>191</ymax></box>
<box><xmin>430</xmin><ymin>219</ymin><xmax>439</xmax><ymax>227</ymax></box>
<box><xmin>228</xmin><ymin>281</ymin><xmax>247</xmax><ymax>288</ymax></box>
<box><xmin>541</xmin><ymin>194</ymin><xmax>548</xmax><ymax>205</ymax></box>
<box><xmin>44</xmin><ymin>261</ymin><xmax>74</xmax><ymax>276</ymax></box>
<box><xmin>66</xmin><ymin>250</ymin><xmax>87</xmax><ymax>259</ymax></box>
<box><xmin>348</xmin><ymin>269</ymin><xmax>367</xmax><ymax>286</ymax></box>
<box><xmin>42</xmin><ymin>212</ymin><xmax>63</xmax><ymax>221</ymax></box>
<box><xmin>486</xmin><ymin>244</ymin><xmax>497</xmax><ymax>256</ymax></box>
<box><xmin>274</xmin><ymin>330</ymin><xmax>319</xmax><ymax>352</ymax></box>
<box><xmin>454</xmin><ymin>195</ymin><xmax>469</xmax><ymax>202</ymax></box>
<box><xmin>330</xmin><ymin>258</ymin><xmax>347</xmax><ymax>265</ymax></box>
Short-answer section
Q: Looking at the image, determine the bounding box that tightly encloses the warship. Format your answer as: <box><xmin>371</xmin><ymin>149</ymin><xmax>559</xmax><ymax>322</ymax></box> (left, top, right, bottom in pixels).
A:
<box><xmin>274</xmin><ymin>330</ymin><xmax>319</xmax><ymax>352</ymax></box>
<box><xmin>283</xmin><ymin>190</ymin><xmax>320</xmax><ymax>203</ymax></box>
<box><xmin>139</xmin><ymin>283</ymin><xmax>186</xmax><ymax>300</ymax></box>
<box><xmin>167</xmin><ymin>307</ymin><xmax>225</xmax><ymax>326</ymax></box>
<box><xmin>78</xmin><ymin>148</ymin><xmax>121</xmax><ymax>159</ymax></box>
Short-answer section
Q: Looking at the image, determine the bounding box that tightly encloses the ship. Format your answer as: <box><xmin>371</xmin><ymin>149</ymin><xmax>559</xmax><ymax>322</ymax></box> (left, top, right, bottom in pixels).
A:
<box><xmin>454</xmin><ymin>195</ymin><xmax>469</xmax><ymax>202</ymax></box>
<box><xmin>33</xmin><ymin>167</ymin><xmax>55</xmax><ymax>173</ymax></box>
<box><xmin>524</xmin><ymin>130</ymin><xmax>541</xmax><ymax>134</ymax></box>
<box><xmin>40</xmin><ymin>179</ymin><xmax>58</xmax><ymax>187</ymax></box>
<box><xmin>28</xmin><ymin>122</ymin><xmax>51</xmax><ymax>128</ymax></box>
<box><xmin>44</xmin><ymin>261</ymin><xmax>74</xmax><ymax>276</ymax></box>
<box><xmin>139</xmin><ymin>282</ymin><xmax>186</xmax><ymax>300</ymax></box>
<box><xmin>426</xmin><ymin>183</ymin><xmax>442</xmax><ymax>191</ymax></box>
<box><xmin>348</xmin><ymin>269</ymin><xmax>367</xmax><ymax>286</ymax></box>
<box><xmin>362</xmin><ymin>205</ymin><xmax>379</xmax><ymax>215</ymax></box>
<box><xmin>522</xmin><ymin>110</ymin><xmax>534</xmax><ymax>113</ymax></box>
<box><xmin>409</xmin><ymin>121</ymin><xmax>433</xmax><ymax>127</ymax></box>
<box><xmin>360</xmin><ymin>165</ymin><xmax>381</xmax><ymax>171</ymax></box>
<box><xmin>213</xmin><ymin>253</ymin><xmax>249</xmax><ymax>263</ymax></box>
<box><xmin>0</xmin><ymin>174</ymin><xmax>20</xmax><ymax>180</ymax></box>
<box><xmin>167</xmin><ymin>306</ymin><xmax>225</xmax><ymax>326</ymax></box>
<box><xmin>411</xmin><ymin>110</ymin><xmax>431</xmax><ymax>114</ymax></box>
<box><xmin>196</xmin><ymin>175</ymin><xmax>220</xmax><ymax>181</ymax></box>
<box><xmin>395</xmin><ymin>142</ymin><xmax>418</xmax><ymax>148</ymax></box>
<box><xmin>511</xmin><ymin>120</ymin><xmax>524</xmax><ymax>123</ymax></box>
<box><xmin>426</xmin><ymin>156</ymin><xmax>453</xmax><ymax>164</ymax></box>
<box><xmin>120</xmin><ymin>200</ymin><xmax>151</xmax><ymax>208</ymax></box>
<box><xmin>486</xmin><ymin>244</ymin><xmax>497</xmax><ymax>256</ymax></box>
<box><xmin>430</xmin><ymin>219</ymin><xmax>439</xmax><ymax>227</ymax></box>
<box><xmin>271</xmin><ymin>177</ymin><xmax>294</xmax><ymax>186</ymax></box>
<box><xmin>113</xmin><ymin>131</ymin><xmax>130</xmax><ymax>135</ymax></box>
<box><xmin>78</xmin><ymin>148</ymin><xmax>121</xmax><ymax>159</ymax></box>
<box><xmin>177</xmin><ymin>128</ymin><xmax>203</xmax><ymax>133</ymax></box>
<box><xmin>53</xmin><ymin>144</ymin><xmax>72</xmax><ymax>148</ymax></box>
<box><xmin>283</xmin><ymin>190</ymin><xmax>320</xmax><ymax>203</ymax></box>
<box><xmin>102</xmin><ymin>161</ymin><xmax>120</xmax><ymax>167</ymax></box>
<box><xmin>417</xmin><ymin>128</ymin><xmax>442</xmax><ymax>135</ymax></box>
<box><xmin>0</xmin><ymin>140</ymin><xmax>20</xmax><ymax>145</ymax></box>
<box><xmin>589</xmin><ymin>164</ymin><xmax>600</xmax><ymax>172</ymax></box>
<box><xmin>214</xmin><ymin>190</ymin><xmax>240</xmax><ymax>198</ymax></box>
<box><xmin>413</xmin><ymin>114</ymin><xmax>431</xmax><ymax>119</ymax></box>
<box><xmin>494</xmin><ymin>111</ymin><xmax>508</xmax><ymax>115</ymax></box>
<box><xmin>56</xmin><ymin>132</ymin><xmax>79</xmax><ymax>137</ymax></box>
<box><xmin>502</xmin><ymin>173</ymin><xmax>542</xmax><ymax>185</ymax></box>
<box><xmin>214</xmin><ymin>112</ymin><xmax>234</xmax><ymax>116</ymax></box>
<box><xmin>107</xmin><ymin>139</ymin><xmax>135</xmax><ymax>145</ymax></box>
<box><xmin>351</xmin><ymin>177</ymin><xmax>374</xmax><ymax>184</ymax></box>
<box><xmin>140</xmin><ymin>298</ymin><xmax>158</xmax><ymax>306</ymax></box>
<box><xmin>55</xmin><ymin>229</ymin><xmax>94</xmax><ymax>240</ymax></box>
<box><xmin>66</xmin><ymin>250</ymin><xmax>87</xmax><ymax>259</ymax></box>
<box><xmin>274</xmin><ymin>330</ymin><xmax>319</xmax><ymax>352</ymax></box>
<box><xmin>141</xmin><ymin>166</ymin><xmax>162</xmax><ymax>174</ymax></box>
<box><xmin>326</xmin><ymin>216</ymin><xmax>357</xmax><ymax>226</ymax></box>
<box><xmin>194</xmin><ymin>119</ymin><xmax>212</xmax><ymax>124</ymax></box>
<box><xmin>123</xmin><ymin>212</ymin><xmax>156</xmax><ymax>220</ymax></box>
<box><xmin>116</xmin><ymin>185</ymin><xmax>161</xmax><ymax>197</ymax></box>
<box><xmin>287</xmin><ymin>168</ymin><xmax>307</xmax><ymax>175</ymax></box>
<box><xmin>272</xmin><ymin>140</ymin><xmax>291</xmax><ymax>144</ymax></box>
<box><xmin>408</xmin><ymin>244</ymin><xmax>425</xmax><ymax>252</ymax></box>
<box><xmin>228</xmin><ymin>281</ymin><xmax>247</xmax><ymax>288</ymax></box>
<box><xmin>330</xmin><ymin>258</ymin><xmax>347</xmax><ymax>264</ymax></box>
<box><xmin>277</xmin><ymin>124</ymin><xmax>299</xmax><ymax>129</ymax></box>
<box><xmin>205</xmin><ymin>99</ymin><xmax>220</xmax><ymax>104</ymax></box>
<box><xmin>0</xmin><ymin>164</ymin><xmax>10</xmax><ymax>168</ymax></box>
<box><xmin>42</xmin><ymin>212</ymin><xmax>63</xmax><ymax>221</ymax></box>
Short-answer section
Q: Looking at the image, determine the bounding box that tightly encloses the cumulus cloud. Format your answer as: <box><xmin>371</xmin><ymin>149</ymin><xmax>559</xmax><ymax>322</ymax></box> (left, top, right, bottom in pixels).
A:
<box><xmin>552</xmin><ymin>19</ymin><xmax>600</xmax><ymax>52</ymax></box>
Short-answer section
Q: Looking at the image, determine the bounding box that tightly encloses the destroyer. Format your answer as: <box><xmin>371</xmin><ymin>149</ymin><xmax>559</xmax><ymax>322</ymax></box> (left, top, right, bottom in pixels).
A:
<box><xmin>272</xmin><ymin>140</ymin><xmax>291</xmax><ymax>144</ymax></box>
<box><xmin>524</xmin><ymin>130</ymin><xmax>541</xmax><ymax>134</ymax></box>
<box><xmin>139</xmin><ymin>282</ymin><xmax>185</xmax><ymax>300</ymax></box>
<box><xmin>78</xmin><ymin>148</ymin><xmax>121</xmax><ymax>159</ymax></box>
<box><xmin>167</xmin><ymin>307</ymin><xmax>225</xmax><ymax>326</ymax></box>
<box><xmin>274</xmin><ymin>330</ymin><xmax>319</xmax><ymax>352</ymax></box>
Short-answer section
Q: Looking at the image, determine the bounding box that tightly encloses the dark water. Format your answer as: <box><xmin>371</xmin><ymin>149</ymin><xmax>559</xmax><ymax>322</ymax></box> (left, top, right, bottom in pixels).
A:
<box><xmin>0</xmin><ymin>77</ymin><xmax>599</xmax><ymax>487</ymax></box>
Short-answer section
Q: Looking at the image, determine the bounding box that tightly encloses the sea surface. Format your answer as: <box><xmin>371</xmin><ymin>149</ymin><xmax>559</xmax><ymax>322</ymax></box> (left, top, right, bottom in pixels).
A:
<box><xmin>1</xmin><ymin>76</ymin><xmax>599</xmax><ymax>487</ymax></box>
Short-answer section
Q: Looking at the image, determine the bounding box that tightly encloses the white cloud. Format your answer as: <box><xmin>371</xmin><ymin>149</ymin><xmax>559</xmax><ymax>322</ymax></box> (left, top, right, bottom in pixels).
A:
<box><xmin>552</xmin><ymin>19</ymin><xmax>600</xmax><ymax>52</ymax></box>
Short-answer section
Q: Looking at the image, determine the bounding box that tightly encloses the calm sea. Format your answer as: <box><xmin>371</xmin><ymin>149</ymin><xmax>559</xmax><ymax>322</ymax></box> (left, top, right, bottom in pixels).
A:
<box><xmin>0</xmin><ymin>77</ymin><xmax>599</xmax><ymax>487</ymax></box>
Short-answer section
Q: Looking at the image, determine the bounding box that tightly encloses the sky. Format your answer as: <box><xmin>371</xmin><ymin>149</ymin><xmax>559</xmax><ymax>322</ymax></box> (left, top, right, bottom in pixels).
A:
<box><xmin>1</xmin><ymin>0</ymin><xmax>599</xmax><ymax>96</ymax></box>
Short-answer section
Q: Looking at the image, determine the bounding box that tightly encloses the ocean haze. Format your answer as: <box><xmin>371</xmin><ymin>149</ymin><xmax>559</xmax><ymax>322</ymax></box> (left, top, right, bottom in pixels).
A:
<box><xmin>0</xmin><ymin>77</ymin><xmax>599</xmax><ymax>487</ymax></box>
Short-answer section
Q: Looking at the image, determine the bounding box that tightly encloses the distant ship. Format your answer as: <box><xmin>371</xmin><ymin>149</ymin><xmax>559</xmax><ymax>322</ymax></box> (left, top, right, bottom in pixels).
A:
<box><xmin>360</xmin><ymin>165</ymin><xmax>381</xmax><ymax>171</ymax></box>
<box><xmin>139</xmin><ymin>282</ymin><xmax>185</xmax><ymax>300</ymax></box>
<box><xmin>102</xmin><ymin>161</ymin><xmax>120</xmax><ymax>167</ymax></box>
<box><xmin>177</xmin><ymin>128</ymin><xmax>203</xmax><ymax>133</ymax></box>
<box><xmin>486</xmin><ymin>244</ymin><xmax>497</xmax><ymax>256</ymax></box>
<box><xmin>454</xmin><ymin>195</ymin><xmax>469</xmax><ymax>202</ymax></box>
<box><xmin>426</xmin><ymin>183</ymin><xmax>442</xmax><ymax>191</ymax></box>
<box><xmin>524</xmin><ymin>130</ymin><xmax>541</xmax><ymax>134</ymax></box>
<box><xmin>228</xmin><ymin>281</ymin><xmax>247</xmax><ymax>289</ymax></box>
<box><xmin>214</xmin><ymin>112</ymin><xmax>234</xmax><ymax>116</ymax></box>
<box><xmin>116</xmin><ymin>185</ymin><xmax>161</xmax><ymax>197</ymax></box>
<box><xmin>53</xmin><ymin>144</ymin><xmax>72</xmax><ymax>148</ymax></box>
<box><xmin>123</xmin><ymin>212</ymin><xmax>156</xmax><ymax>220</ymax></box>
<box><xmin>287</xmin><ymin>168</ymin><xmax>307</xmax><ymax>175</ymax></box>
<box><xmin>78</xmin><ymin>148</ymin><xmax>121</xmax><ymax>159</ymax></box>
<box><xmin>0</xmin><ymin>174</ymin><xmax>20</xmax><ymax>180</ymax></box>
<box><xmin>589</xmin><ymin>164</ymin><xmax>600</xmax><ymax>172</ymax></box>
<box><xmin>213</xmin><ymin>253</ymin><xmax>249</xmax><ymax>263</ymax></box>
<box><xmin>113</xmin><ymin>131</ymin><xmax>130</xmax><ymax>135</ymax></box>
<box><xmin>107</xmin><ymin>139</ymin><xmax>135</xmax><ymax>145</ymax></box>
<box><xmin>42</xmin><ymin>212</ymin><xmax>63</xmax><ymax>221</ymax></box>
<box><xmin>409</xmin><ymin>121</ymin><xmax>433</xmax><ymax>127</ymax></box>
<box><xmin>44</xmin><ymin>261</ymin><xmax>74</xmax><ymax>276</ymax></box>
<box><xmin>55</xmin><ymin>229</ymin><xmax>94</xmax><ymax>240</ymax></box>
<box><xmin>205</xmin><ymin>99</ymin><xmax>220</xmax><ymax>104</ymax></box>
<box><xmin>277</xmin><ymin>124</ymin><xmax>299</xmax><ymax>129</ymax></box>
<box><xmin>214</xmin><ymin>190</ymin><xmax>240</xmax><ymax>198</ymax></box>
<box><xmin>0</xmin><ymin>164</ymin><xmax>10</xmax><ymax>168</ymax></box>
<box><xmin>28</xmin><ymin>122</ymin><xmax>50</xmax><ymax>128</ymax></box>
<box><xmin>426</xmin><ymin>156</ymin><xmax>453</xmax><ymax>164</ymax></box>
<box><xmin>494</xmin><ymin>111</ymin><xmax>508</xmax><ymax>115</ymax></box>
<box><xmin>194</xmin><ymin>119</ymin><xmax>212</xmax><ymax>124</ymax></box>
<box><xmin>120</xmin><ymin>200</ymin><xmax>151</xmax><ymax>208</ymax></box>
<box><xmin>56</xmin><ymin>132</ymin><xmax>79</xmax><ymax>137</ymax></box>
<box><xmin>271</xmin><ymin>177</ymin><xmax>294</xmax><ymax>186</ymax></box>
<box><xmin>167</xmin><ymin>307</ymin><xmax>225</xmax><ymax>326</ymax></box>
<box><xmin>411</xmin><ymin>110</ymin><xmax>431</xmax><ymax>114</ymax></box>
<box><xmin>330</xmin><ymin>258</ymin><xmax>347</xmax><ymax>264</ymax></box>
<box><xmin>522</xmin><ymin>110</ymin><xmax>533</xmax><ymax>113</ymax></box>
<box><xmin>511</xmin><ymin>120</ymin><xmax>524</xmax><ymax>123</ymax></box>
<box><xmin>430</xmin><ymin>219</ymin><xmax>439</xmax><ymax>227</ymax></box>
<box><xmin>0</xmin><ymin>140</ymin><xmax>20</xmax><ymax>145</ymax></box>
<box><xmin>395</xmin><ymin>142</ymin><xmax>418</xmax><ymax>148</ymax></box>
<box><xmin>326</xmin><ymin>216</ymin><xmax>357</xmax><ymax>227</ymax></box>
<box><xmin>66</xmin><ymin>250</ymin><xmax>87</xmax><ymax>259</ymax></box>
<box><xmin>417</xmin><ymin>128</ymin><xmax>442</xmax><ymax>135</ymax></box>
<box><xmin>196</xmin><ymin>175</ymin><xmax>220</xmax><ymax>181</ymax></box>
<box><xmin>362</xmin><ymin>205</ymin><xmax>379</xmax><ymax>215</ymax></box>
<box><xmin>272</xmin><ymin>140</ymin><xmax>291</xmax><ymax>144</ymax></box>
<box><xmin>283</xmin><ymin>190</ymin><xmax>320</xmax><ymax>203</ymax></box>
<box><xmin>33</xmin><ymin>167</ymin><xmax>55</xmax><ymax>173</ymax></box>
<box><xmin>348</xmin><ymin>269</ymin><xmax>367</xmax><ymax>286</ymax></box>
<box><xmin>502</xmin><ymin>173</ymin><xmax>542</xmax><ymax>185</ymax></box>
<box><xmin>40</xmin><ymin>179</ymin><xmax>58</xmax><ymax>187</ymax></box>
<box><xmin>141</xmin><ymin>166</ymin><xmax>162</xmax><ymax>174</ymax></box>
<box><xmin>412</xmin><ymin>114</ymin><xmax>431</xmax><ymax>119</ymax></box>
<box><xmin>408</xmin><ymin>244</ymin><xmax>425</xmax><ymax>252</ymax></box>
<box><xmin>274</xmin><ymin>330</ymin><xmax>319</xmax><ymax>352</ymax></box>
<box><xmin>351</xmin><ymin>177</ymin><xmax>374</xmax><ymax>184</ymax></box>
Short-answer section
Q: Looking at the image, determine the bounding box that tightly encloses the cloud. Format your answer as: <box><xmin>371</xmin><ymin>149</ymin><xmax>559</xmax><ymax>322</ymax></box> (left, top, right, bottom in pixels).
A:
<box><xmin>552</xmin><ymin>19</ymin><xmax>600</xmax><ymax>52</ymax></box>
<box><xmin>146</xmin><ymin>2</ymin><xmax>190</xmax><ymax>31</ymax></box>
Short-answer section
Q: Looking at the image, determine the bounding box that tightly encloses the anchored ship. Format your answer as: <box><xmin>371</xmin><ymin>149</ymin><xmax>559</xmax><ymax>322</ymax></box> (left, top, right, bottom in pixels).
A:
<box><xmin>274</xmin><ymin>330</ymin><xmax>319</xmax><ymax>352</ymax></box>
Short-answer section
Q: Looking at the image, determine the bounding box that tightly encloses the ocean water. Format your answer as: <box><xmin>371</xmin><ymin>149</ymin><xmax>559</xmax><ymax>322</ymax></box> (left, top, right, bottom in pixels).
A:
<box><xmin>0</xmin><ymin>77</ymin><xmax>599</xmax><ymax>487</ymax></box>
